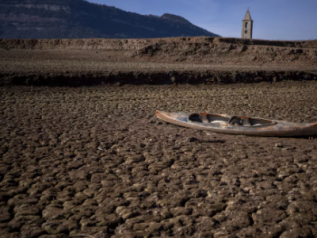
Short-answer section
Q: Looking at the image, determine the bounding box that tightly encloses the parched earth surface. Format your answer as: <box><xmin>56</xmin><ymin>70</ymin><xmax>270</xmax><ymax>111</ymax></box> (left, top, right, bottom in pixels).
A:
<box><xmin>1</xmin><ymin>82</ymin><xmax>317</xmax><ymax>238</ymax></box>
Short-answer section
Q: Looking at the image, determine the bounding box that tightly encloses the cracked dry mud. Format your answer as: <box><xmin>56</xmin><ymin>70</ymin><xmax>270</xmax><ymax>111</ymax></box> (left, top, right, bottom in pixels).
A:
<box><xmin>1</xmin><ymin>82</ymin><xmax>317</xmax><ymax>238</ymax></box>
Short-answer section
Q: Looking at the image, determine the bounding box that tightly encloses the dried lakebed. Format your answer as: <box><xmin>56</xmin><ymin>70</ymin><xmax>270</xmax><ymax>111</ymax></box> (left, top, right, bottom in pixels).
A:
<box><xmin>1</xmin><ymin>82</ymin><xmax>317</xmax><ymax>238</ymax></box>
<box><xmin>1</xmin><ymin>49</ymin><xmax>317</xmax><ymax>86</ymax></box>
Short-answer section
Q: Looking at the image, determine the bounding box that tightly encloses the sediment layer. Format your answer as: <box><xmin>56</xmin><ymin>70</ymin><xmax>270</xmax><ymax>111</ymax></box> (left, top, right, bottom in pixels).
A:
<box><xmin>1</xmin><ymin>37</ymin><xmax>317</xmax><ymax>50</ymax></box>
<box><xmin>1</xmin><ymin>70</ymin><xmax>317</xmax><ymax>86</ymax></box>
<box><xmin>1</xmin><ymin>36</ymin><xmax>317</xmax><ymax>86</ymax></box>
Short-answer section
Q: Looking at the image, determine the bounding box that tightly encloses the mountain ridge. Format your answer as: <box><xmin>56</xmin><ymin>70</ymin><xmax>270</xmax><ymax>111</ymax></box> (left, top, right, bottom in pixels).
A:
<box><xmin>0</xmin><ymin>0</ymin><xmax>219</xmax><ymax>39</ymax></box>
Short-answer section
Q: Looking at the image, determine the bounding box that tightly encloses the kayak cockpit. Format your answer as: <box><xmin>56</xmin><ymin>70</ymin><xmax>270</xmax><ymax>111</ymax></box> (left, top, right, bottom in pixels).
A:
<box><xmin>188</xmin><ymin>113</ymin><xmax>276</xmax><ymax>127</ymax></box>
<box><xmin>189</xmin><ymin>113</ymin><xmax>229</xmax><ymax>125</ymax></box>
<box><xmin>228</xmin><ymin>116</ymin><xmax>276</xmax><ymax>127</ymax></box>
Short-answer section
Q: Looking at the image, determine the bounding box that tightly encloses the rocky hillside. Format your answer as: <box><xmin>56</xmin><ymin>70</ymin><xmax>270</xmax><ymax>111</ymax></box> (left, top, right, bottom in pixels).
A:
<box><xmin>0</xmin><ymin>0</ymin><xmax>219</xmax><ymax>39</ymax></box>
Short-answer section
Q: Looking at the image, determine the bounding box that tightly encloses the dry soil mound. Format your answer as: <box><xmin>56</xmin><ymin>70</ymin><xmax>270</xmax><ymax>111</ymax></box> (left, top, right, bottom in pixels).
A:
<box><xmin>133</xmin><ymin>37</ymin><xmax>317</xmax><ymax>65</ymax></box>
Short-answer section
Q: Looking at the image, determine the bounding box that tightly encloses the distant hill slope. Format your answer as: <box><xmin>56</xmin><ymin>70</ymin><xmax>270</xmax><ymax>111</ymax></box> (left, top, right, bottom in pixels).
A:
<box><xmin>0</xmin><ymin>0</ymin><xmax>219</xmax><ymax>39</ymax></box>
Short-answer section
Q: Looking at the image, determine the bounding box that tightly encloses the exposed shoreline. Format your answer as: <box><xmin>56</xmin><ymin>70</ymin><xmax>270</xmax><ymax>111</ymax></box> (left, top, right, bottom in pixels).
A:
<box><xmin>1</xmin><ymin>36</ymin><xmax>317</xmax><ymax>86</ymax></box>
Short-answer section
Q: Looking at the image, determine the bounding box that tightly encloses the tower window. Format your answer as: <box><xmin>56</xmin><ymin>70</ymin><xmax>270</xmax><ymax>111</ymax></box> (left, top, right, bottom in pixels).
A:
<box><xmin>245</xmin><ymin>22</ymin><xmax>248</xmax><ymax>28</ymax></box>
<box><xmin>245</xmin><ymin>30</ymin><xmax>248</xmax><ymax>34</ymax></box>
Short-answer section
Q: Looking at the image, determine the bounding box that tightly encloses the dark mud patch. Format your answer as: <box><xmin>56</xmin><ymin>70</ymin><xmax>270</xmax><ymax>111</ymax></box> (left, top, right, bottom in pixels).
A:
<box><xmin>1</xmin><ymin>70</ymin><xmax>317</xmax><ymax>86</ymax></box>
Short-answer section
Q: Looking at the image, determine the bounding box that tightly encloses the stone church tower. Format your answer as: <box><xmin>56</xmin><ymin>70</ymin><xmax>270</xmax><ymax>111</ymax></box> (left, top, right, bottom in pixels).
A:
<box><xmin>241</xmin><ymin>9</ymin><xmax>253</xmax><ymax>39</ymax></box>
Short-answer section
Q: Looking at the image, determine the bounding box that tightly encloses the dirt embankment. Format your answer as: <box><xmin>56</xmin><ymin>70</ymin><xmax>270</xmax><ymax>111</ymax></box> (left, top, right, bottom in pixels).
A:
<box><xmin>1</xmin><ymin>37</ymin><xmax>317</xmax><ymax>86</ymax></box>
<box><xmin>132</xmin><ymin>37</ymin><xmax>317</xmax><ymax>65</ymax></box>
<box><xmin>1</xmin><ymin>37</ymin><xmax>317</xmax><ymax>50</ymax></box>
<box><xmin>0</xmin><ymin>38</ymin><xmax>182</xmax><ymax>51</ymax></box>
<box><xmin>1</xmin><ymin>36</ymin><xmax>316</xmax><ymax>66</ymax></box>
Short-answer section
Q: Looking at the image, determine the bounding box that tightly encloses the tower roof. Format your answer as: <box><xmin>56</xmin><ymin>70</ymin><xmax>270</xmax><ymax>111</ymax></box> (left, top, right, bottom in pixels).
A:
<box><xmin>243</xmin><ymin>9</ymin><xmax>252</xmax><ymax>21</ymax></box>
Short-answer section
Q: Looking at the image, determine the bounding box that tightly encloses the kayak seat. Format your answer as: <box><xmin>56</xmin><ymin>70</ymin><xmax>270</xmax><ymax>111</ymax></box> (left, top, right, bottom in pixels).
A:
<box><xmin>188</xmin><ymin>114</ymin><xmax>209</xmax><ymax>123</ymax></box>
<box><xmin>189</xmin><ymin>114</ymin><xmax>203</xmax><ymax>123</ymax></box>
<box><xmin>200</xmin><ymin>114</ymin><xmax>209</xmax><ymax>124</ymax></box>
<box><xmin>228</xmin><ymin>116</ymin><xmax>251</xmax><ymax>126</ymax></box>
<box><xmin>189</xmin><ymin>113</ymin><xmax>230</xmax><ymax>125</ymax></box>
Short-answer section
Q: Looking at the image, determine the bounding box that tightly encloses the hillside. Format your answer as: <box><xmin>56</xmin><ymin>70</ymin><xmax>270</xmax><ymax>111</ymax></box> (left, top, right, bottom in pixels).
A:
<box><xmin>0</xmin><ymin>0</ymin><xmax>219</xmax><ymax>39</ymax></box>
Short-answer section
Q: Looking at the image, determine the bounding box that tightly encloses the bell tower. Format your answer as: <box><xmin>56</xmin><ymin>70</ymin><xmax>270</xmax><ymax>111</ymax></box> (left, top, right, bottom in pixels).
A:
<box><xmin>241</xmin><ymin>9</ymin><xmax>253</xmax><ymax>39</ymax></box>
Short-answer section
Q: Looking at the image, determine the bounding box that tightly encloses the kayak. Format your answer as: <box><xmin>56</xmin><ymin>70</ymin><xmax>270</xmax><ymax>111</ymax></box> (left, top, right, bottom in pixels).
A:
<box><xmin>155</xmin><ymin>110</ymin><xmax>317</xmax><ymax>137</ymax></box>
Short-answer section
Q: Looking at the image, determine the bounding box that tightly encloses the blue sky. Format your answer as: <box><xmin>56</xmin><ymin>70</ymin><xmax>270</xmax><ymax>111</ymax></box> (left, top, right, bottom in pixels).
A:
<box><xmin>87</xmin><ymin>0</ymin><xmax>317</xmax><ymax>40</ymax></box>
